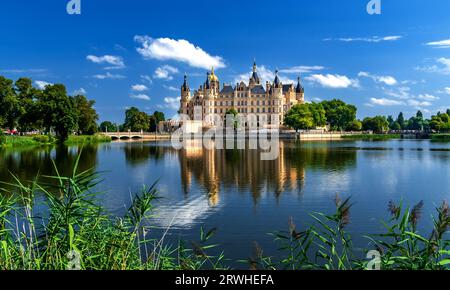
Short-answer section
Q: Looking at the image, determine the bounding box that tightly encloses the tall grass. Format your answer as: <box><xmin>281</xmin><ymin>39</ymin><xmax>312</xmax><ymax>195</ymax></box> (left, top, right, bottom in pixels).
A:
<box><xmin>1</xmin><ymin>153</ymin><xmax>449</xmax><ymax>270</ymax></box>
<box><xmin>0</xmin><ymin>135</ymin><xmax>54</xmax><ymax>148</ymax></box>
<box><xmin>0</xmin><ymin>154</ymin><xmax>224</xmax><ymax>270</ymax></box>
<box><xmin>64</xmin><ymin>135</ymin><xmax>112</xmax><ymax>145</ymax></box>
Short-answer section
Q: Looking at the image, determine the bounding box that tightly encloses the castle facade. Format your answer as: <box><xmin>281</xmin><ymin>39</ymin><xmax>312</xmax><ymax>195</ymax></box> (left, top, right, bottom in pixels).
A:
<box><xmin>179</xmin><ymin>61</ymin><xmax>305</xmax><ymax>126</ymax></box>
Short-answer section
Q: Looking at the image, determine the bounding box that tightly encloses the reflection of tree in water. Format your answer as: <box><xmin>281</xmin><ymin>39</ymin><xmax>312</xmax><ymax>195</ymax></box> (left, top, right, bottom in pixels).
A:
<box><xmin>176</xmin><ymin>141</ymin><xmax>357</xmax><ymax>205</ymax></box>
<box><xmin>123</xmin><ymin>143</ymin><xmax>166</xmax><ymax>165</ymax></box>
<box><xmin>284</xmin><ymin>142</ymin><xmax>357</xmax><ymax>172</ymax></box>
<box><xmin>0</xmin><ymin>145</ymin><xmax>98</xmax><ymax>194</ymax></box>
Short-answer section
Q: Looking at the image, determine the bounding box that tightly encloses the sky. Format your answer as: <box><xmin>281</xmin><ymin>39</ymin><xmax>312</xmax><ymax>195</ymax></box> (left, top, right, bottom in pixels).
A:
<box><xmin>1</xmin><ymin>0</ymin><xmax>450</xmax><ymax>123</ymax></box>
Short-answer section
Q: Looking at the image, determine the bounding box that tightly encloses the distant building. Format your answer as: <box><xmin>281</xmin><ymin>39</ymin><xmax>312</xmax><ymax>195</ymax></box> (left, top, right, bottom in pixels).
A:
<box><xmin>179</xmin><ymin>61</ymin><xmax>305</xmax><ymax>127</ymax></box>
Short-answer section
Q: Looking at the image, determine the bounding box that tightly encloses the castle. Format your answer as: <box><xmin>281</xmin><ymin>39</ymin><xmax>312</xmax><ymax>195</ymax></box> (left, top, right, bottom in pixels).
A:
<box><xmin>179</xmin><ymin>61</ymin><xmax>305</xmax><ymax>126</ymax></box>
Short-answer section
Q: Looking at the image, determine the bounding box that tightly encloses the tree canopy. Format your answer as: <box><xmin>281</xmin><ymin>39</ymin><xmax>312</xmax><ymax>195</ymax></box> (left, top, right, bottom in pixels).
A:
<box><xmin>0</xmin><ymin>75</ymin><xmax>99</xmax><ymax>142</ymax></box>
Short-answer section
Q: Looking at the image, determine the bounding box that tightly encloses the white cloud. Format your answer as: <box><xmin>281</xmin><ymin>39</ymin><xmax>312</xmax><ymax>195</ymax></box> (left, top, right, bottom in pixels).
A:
<box><xmin>1</xmin><ymin>68</ymin><xmax>47</xmax><ymax>74</ymax></box>
<box><xmin>369</xmin><ymin>98</ymin><xmax>404</xmax><ymax>106</ymax></box>
<box><xmin>383</xmin><ymin>86</ymin><xmax>411</xmax><ymax>99</ymax></box>
<box><xmin>358</xmin><ymin>71</ymin><xmax>397</xmax><ymax>86</ymax></box>
<box><xmin>134</xmin><ymin>35</ymin><xmax>225</xmax><ymax>70</ymax></box>
<box><xmin>425</xmin><ymin>39</ymin><xmax>450</xmax><ymax>48</ymax></box>
<box><xmin>444</xmin><ymin>87</ymin><xmax>450</xmax><ymax>95</ymax></box>
<box><xmin>163</xmin><ymin>85</ymin><xmax>179</xmax><ymax>92</ymax></box>
<box><xmin>140</xmin><ymin>75</ymin><xmax>153</xmax><ymax>84</ymax></box>
<box><xmin>34</xmin><ymin>80</ymin><xmax>52</xmax><ymax>89</ymax></box>
<box><xmin>417</xmin><ymin>94</ymin><xmax>439</xmax><ymax>101</ymax></box>
<box><xmin>131</xmin><ymin>84</ymin><xmax>148</xmax><ymax>92</ymax></box>
<box><xmin>324</xmin><ymin>36</ymin><xmax>402</xmax><ymax>43</ymax></box>
<box><xmin>153</xmin><ymin>65</ymin><xmax>179</xmax><ymax>80</ymax></box>
<box><xmin>279</xmin><ymin>66</ymin><xmax>324</xmax><ymax>74</ymax></box>
<box><xmin>305</xmin><ymin>74</ymin><xmax>359</xmax><ymax>89</ymax></box>
<box><xmin>160</xmin><ymin>97</ymin><xmax>181</xmax><ymax>110</ymax></box>
<box><xmin>234</xmin><ymin>65</ymin><xmax>295</xmax><ymax>85</ymax></box>
<box><xmin>93</xmin><ymin>72</ymin><xmax>126</xmax><ymax>79</ymax></box>
<box><xmin>73</xmin><ymin>88</ymin><xmax>87</xmax><ymax>95</ymax></box>
<box><xmin>416</xmin><ymin>57</ymin><xmax>450</xmax><ymax>74</ymax></box>
<box><xmin>86</xmin><ymin>55</ymin><xmax>125</xmax><ymax>69</ymax></box>
<box><xmin>130</xmin><ymin>94</ymin><xmax>151</xmax><ymax>101</ymax></box>
<box><xmin>408</xmin><ymin>99</ymin><xmax>432</xmax><ymax>108</ymax></box>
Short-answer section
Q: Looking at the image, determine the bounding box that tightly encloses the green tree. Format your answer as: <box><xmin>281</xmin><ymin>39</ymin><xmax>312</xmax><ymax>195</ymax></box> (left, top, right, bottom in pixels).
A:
<box><xmin>416</xmin><ymin>110</ymin><xmax>423</xmax><ymax>119</ymax></box>
<box><xmin>0</xmin><ymin>76</ymin><xmax>24</xmax><ymax>131</ymax></box>
<box><xmin>308</xmin><ymin>102</ymin><xmax>327</xmax><ymax>127</ymax></box>
<box><xmin>15</xmin><ymin>78</ymin><xmax>41</xmax><ymax>132</ymax></box>
<box><xmin>99</xmin><ymin>121</ymin><xmax>118</xmax><ymax>133</ymax></box>
<box><xmin>406</xmin><ymin>111</ymin><xmax>426</xmax><ymax>131</ymax></box>
<box><xmin>391</xmin><ymin>121</ymin><xmax>401</xmax><ymax>131</ymax></box>
<box><xmin>397</xmin><ymin>112</ymin><xmax>405</xmax><ymax>130</ymax></box>
<box><xmin>225</xmin><ymin>108</ymin><xmax>239</xmax><ymax>128</ymax></box>
<box><xmin>149</xmin><ymin>111</ymin><xmax>165</xmax><ymax>132</ymax></box>
<box><xmin>346</xmin><ymin>120</ymin><xmax>362</xmax><ymax>131</ymax></box>
<box><xmin>320</xmin><ymin>99</ymin><xmax>357</xmax><ymax>131</ymax></box>
<box><xmin>362</xmin><ymin>116</ymin><xmax>389</xmax><ymax>133</ymax></box>
<box><xmin>38</xmin><ymin>84</ymin><xmax>77</xmax><ymax>141</ymax></box>
<box><xmin>123</xmin><ymin>107</ymin><xmax>150</xmax><ymax>132</ymax></box>
<box><xmin>429</xmin><ymin>113</ymin><xmax>450</xmax><ymax>132</ymax></box>
<box><xmin>284</xmin><ymin>104</ymin><xmax>314</xmax><ymax>131</ymax></box>
<box><xmin>73</xmin><ymin>95</ymin><xmax>98</xmax><ymax>135</ymax></box>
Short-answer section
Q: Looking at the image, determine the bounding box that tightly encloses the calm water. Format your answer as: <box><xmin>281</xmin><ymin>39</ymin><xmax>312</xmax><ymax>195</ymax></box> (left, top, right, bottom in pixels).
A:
<box><xmin>1</xmin><ymin>139</ymin><xmax>450</xmax><ymax>262</ymax></box>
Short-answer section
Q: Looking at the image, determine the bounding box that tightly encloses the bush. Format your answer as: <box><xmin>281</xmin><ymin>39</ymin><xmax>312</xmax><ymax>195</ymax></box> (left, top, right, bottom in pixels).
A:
<box><xmin>32</xmin><ymin>134</ymin><xmax>53</xmax><ymax>144</ymax></box>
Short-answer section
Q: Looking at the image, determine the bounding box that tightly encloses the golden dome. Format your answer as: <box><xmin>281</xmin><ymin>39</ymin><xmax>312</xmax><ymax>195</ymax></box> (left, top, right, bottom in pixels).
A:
<box><xmin>209</xmin><ymin>67</ymin><xmax>219</xmax><ymax>82</ymax></box>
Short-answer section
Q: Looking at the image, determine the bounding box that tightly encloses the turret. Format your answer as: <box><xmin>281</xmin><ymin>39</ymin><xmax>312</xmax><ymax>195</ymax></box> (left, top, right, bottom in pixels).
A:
<box><xmin>180</xmin><ymin>74</ymin><xmax>191</xmax><ymax>115</ymax></box>
<box><xmin>249</xmin><ymin>60</ymin><xmax>261</xmax><ymax>88</ymax></box>
<box><xmin>295</xmin><ymin>76</ymin><xmax>305</xmax><ymax>103</ymax></box>
<box><xmin>181</xmin><ymin>74</ymin><xmax>190</xmax><ymax>100</ymax></box>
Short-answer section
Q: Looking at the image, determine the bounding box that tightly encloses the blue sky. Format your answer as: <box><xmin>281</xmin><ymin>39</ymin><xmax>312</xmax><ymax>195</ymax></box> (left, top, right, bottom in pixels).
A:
<box><xmin>1</xmin><ymin>0</ymin><xmax>450</xmax><ymax>123</ymax></box>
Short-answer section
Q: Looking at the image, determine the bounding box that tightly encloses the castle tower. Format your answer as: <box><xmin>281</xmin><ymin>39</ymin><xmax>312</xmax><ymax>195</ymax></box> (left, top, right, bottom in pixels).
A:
<box><xmin>295</xmin><ymin>76</ymin><xmax>305</xmax><ymax>103</ymax></box>
<box><xmin>203</xmin><ymin>72</ymin><xmax>215</xmax><ymax>125</ymax></box>
<box><xmin>272</xmin><ymin>70</ymin><xmax>284</xmax><ymax>124</ymax></box>
<box><xmin>180</xmin><ymin>74</ymin><xmax>191</xmax><ymax>115</ymax></box>
<box><xmin>208</xmin><ymin>67</ymin><xmax>220</xmax><ymax>94</ymax></box>
<box><xmin>249</xmin><ymin>60</ymin><xmax>261</xmax><ymax>89</ymax></box>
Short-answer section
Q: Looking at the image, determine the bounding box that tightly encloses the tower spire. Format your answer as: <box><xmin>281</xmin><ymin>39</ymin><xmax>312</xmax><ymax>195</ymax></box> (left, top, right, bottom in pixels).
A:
<box><xmin>182</xmin><ymin>73</ymin><xmax>189</xmax><ymax>91</ymax></box>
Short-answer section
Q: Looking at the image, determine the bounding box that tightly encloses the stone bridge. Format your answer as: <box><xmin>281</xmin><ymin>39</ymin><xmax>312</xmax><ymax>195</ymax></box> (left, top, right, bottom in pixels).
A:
<box><xmin>101</xmin><ymin>132</ymin><xmax>171</xmax><ymax>140</ymax></box>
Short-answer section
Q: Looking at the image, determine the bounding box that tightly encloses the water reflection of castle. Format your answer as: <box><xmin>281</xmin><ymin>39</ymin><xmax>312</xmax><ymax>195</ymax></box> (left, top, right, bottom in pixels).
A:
<box><xmin>179</xmin><ymin>140</ymin><xmax>306</xmax><ymax>206</ymax></box>
<box><xmin>120</xmin><ymin>141</ymin><xmax>357</xmax><ymax>206</ymax></box>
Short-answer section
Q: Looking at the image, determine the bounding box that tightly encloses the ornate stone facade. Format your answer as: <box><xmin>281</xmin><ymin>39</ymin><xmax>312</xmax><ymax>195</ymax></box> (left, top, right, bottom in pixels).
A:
<box><xmin>180</xmin><ymin>61</ymin><xmax>305</xmax><ymax>126</ymax></box>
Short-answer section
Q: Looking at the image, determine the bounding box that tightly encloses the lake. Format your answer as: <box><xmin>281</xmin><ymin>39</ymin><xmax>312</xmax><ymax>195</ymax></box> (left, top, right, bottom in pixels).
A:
<box><xmin>1</xmin><ymin>139</ymin><xmax>450</xmax><ymax>263</ymax></box>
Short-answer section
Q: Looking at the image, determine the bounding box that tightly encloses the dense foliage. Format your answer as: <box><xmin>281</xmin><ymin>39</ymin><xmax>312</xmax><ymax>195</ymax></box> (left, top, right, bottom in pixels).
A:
<box><xmin>0</xmin><ymin>76</ymin><xmax>98</xmax><ymax>142</ymax></box>
<box><xmin>284</xmin><ymin>98</ymin><xmax>450</xmax><ymax>135</ymax></box>
<box><xmin>117</xmin><ymin>107</ymin><xmax>165</xmax><ymax>132</ymax></box>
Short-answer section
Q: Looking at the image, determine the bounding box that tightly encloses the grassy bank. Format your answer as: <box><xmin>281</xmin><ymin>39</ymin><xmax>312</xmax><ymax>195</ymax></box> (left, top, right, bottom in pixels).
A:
<box><xmin>342</xmin><ymin>133</ymin><xmax>401</xmax><ymax>140</ymax></box>
<box><xmin>431</xmin><ymin>134</ymin><xmax>450</xmax><ymax>141</ymax></box>
<box><xmin>0</xmin><ymin>135</ymin><xmax>54</xmax><ymax>148</ymax></box>
<box><xmin>64</xmin><ymin>134</ymin><xmax>112</xmax><ymax>145</ymax></box>
<box><xmin>0</xmin><ymin>134</ymin><xmax>111</xmax><ymax>148</ymax></box>
<box><xmin>1</xmin><ymin>154</ymin><xmax>449</xmax><ymax>270</ymax></box>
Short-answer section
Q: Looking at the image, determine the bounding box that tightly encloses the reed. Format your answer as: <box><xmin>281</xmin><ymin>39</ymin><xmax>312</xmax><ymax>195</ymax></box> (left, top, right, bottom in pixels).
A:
<box><xmin>1</xmin><ymin>152</ymin><xmax>449</xmax><ymax>270</ymax></box>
